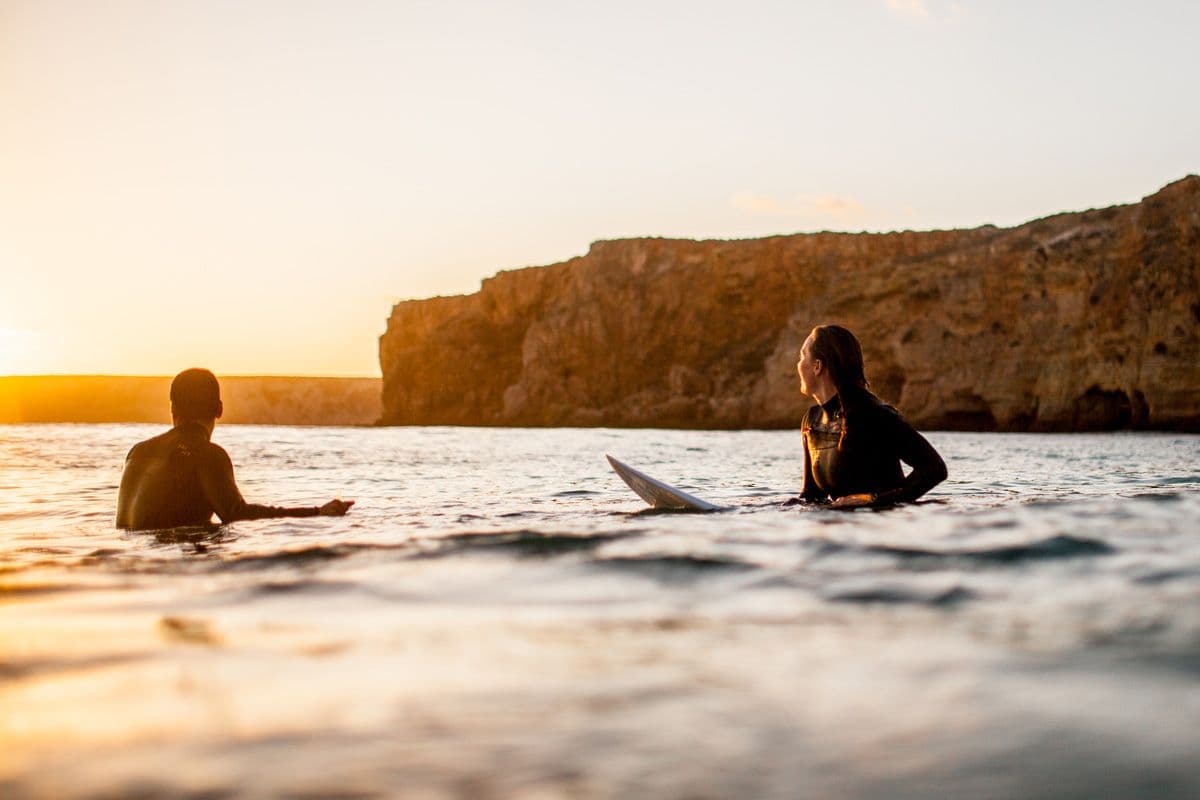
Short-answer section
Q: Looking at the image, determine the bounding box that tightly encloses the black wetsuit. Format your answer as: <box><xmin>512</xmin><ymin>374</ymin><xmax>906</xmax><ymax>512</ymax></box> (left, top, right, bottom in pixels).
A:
<box><xmin>801</xmin><ymin>393</ymin><xmax>947</xmax><ymax>505</ymax></box>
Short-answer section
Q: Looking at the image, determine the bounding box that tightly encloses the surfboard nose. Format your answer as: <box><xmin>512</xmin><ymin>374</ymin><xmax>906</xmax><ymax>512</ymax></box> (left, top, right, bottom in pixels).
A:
<box><xmin>605</xmin><ymin>454</ymin><xmax>722</xmax><ymax>513</ymax></box>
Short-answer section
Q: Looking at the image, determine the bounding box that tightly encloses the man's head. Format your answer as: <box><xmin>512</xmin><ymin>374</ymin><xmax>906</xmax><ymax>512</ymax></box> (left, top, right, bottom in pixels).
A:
<box><xmin>170</xmin><ymin>368</ymin><xmax>223</xmax><ymax>424</ymax></box>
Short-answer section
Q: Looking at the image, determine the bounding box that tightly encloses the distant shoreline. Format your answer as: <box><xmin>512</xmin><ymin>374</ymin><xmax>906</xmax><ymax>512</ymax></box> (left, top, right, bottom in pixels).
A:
<box><xmin>6</xmin><ymin>375</ymin><xmax>1197</xmax><ymax>432</ymax></box>
<box><xmin>0</xmin><ymin>375</ymin><xmax>381</xmax><ymax>426</ymax></box>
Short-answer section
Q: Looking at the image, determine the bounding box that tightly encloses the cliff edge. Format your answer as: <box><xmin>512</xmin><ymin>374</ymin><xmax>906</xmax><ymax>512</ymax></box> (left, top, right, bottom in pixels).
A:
<box><xmin>379</xmin><ymin>176</ymin><xmax>1200</xmax><ymax>431</ymax></box>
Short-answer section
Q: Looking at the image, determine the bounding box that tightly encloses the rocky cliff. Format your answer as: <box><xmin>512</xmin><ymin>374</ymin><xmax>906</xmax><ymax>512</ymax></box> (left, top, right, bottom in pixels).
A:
<box><xmin>379</xmin><ymin>176</ymin><xmax>1200</xmax><ymax>431</ymax></box>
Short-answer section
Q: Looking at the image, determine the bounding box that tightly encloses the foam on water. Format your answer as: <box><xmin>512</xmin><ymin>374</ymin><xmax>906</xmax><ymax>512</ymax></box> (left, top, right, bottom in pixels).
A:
<box><xmin>1</xmin><ymin>425</ymin><xmax>1199</xmax><ymax>799</ymax></box>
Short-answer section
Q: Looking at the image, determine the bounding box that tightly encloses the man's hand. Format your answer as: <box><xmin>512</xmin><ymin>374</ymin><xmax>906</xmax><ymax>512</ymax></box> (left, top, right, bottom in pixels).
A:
<box><xmin>319</xmin><ymin>498</ymin><xmax>355</xmax><ymax>516</ymax></box>
<box><xmin>829</xmin><ymin>493</ymin><xmax>875</xmax><ymax>510</ymax></box>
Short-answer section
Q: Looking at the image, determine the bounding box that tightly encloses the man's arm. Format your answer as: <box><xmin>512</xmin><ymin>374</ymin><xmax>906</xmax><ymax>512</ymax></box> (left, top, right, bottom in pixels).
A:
<box><xmin>197</xmin><ymin>445</ymin><xmax>353</xmax><ymax>524</ymax></box>
<box><xmin>114</xmin><ymin>445</ymin><xmax>139</xmax><ymax>529</ymax></box>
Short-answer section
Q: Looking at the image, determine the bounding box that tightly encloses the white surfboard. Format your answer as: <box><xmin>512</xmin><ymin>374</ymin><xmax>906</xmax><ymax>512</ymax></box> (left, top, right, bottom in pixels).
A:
<box><xmin>606</xmin><ymin>454</ymin><xmax>724</xmax><ymax>512</ymax></box>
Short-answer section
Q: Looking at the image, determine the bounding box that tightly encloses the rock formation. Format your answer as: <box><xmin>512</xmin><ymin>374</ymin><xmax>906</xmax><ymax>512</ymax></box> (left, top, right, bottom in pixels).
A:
<box><xmin>379</xmin><ymin>176</ymin><xmax>1200</xmax><ymax>431</ymax></box>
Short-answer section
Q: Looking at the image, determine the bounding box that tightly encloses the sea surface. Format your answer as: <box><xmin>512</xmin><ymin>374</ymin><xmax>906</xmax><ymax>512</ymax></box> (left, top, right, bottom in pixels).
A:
<box><xmin>2</xmin><ymin>424</ymin><xmax>1199</xmax><ymax>799</ymax></box>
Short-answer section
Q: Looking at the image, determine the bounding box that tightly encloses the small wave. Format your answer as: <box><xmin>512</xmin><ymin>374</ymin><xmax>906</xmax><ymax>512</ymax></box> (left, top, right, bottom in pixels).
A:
<box><xmin>1118</xmin><ymin>647</ymin><xmax>1200</xmax><ymax>677</ymax></box>
<box><xmin>0</xmin><ymin>580</ymin><xmax>84</xmax><ymax>600</ymax></box>
<box><xmin>1122</xmin><ymin>491</ymin><xmax>1182</xmax><ymax>502</ymax></box>
<box><xmin>631</xmin><ymin>506</ymin><xmax>725</xmax><ymax>516</ymax></box>
<box><xmin>0</xmin><ymin>652</ymin><xmax>146</xmax><ymax>681</ymax></box>
<box><xmin>0</xmin><ymin>558</ymin><xmax>68</xmax><ymax>575</ymax></box>
<box><xmin>87</xmin><ymin>548</ymin><xmax>125</xmax><ymax>558</ymax></box>
<box><xmin>596</xmin><ymin>554</ymin><xmax>755</xmax><ymax>582</ymax></box>
<box><xmin>740</xmin><ymin>574</ymin><xmax>801</xmax><ymax>591</ymax></box>
<box><xmin>865</xmin><ymin>534</ymin><xmax>1115</xmax><ymax>564</ymax></box>
<box><xmin>437</xmin><ymin>529</ymin><xmax>631</xmax><ymax>558</ymax></box>
<box><xmin>13</xmin><ymin>546</ymin><xmax>75</xmax><ymax>556</ymax></box>
<box><xmin>800</xmin><ymin>538</ymin><xmax>858</xmax><ymax>558</ymax></box>
<box><xmin>220</xmin><ymin>532</ymin><xmax>627</xmax><ymax>570</ymax></box>
<box><xmin>1019</xmin><ymin>497</ymin><xmax>1076</xmax><ymax>509</ymax></box>
<box><xmin>248</xmin><ymin>578</ymin><xmax>358</xmax><ymax>596</ymax></box>
<box><xmin>223</xmin><ymin>544</ymin><xmax>364</xmax><ymax>570</ymax></box>
<box><xmin>552</xmin><ymin>490</ymin><xmax>601</xmax><ymax>497</ymax></box>
<box><xmin>822</xmin><ymin>584</ymin><xmax>976</xmax><ymax>607</ymax></box>
<box><xmin>1133</xmin><ymin>569</ymin><xmax>1200</xmax><ymax>586</ymax></box>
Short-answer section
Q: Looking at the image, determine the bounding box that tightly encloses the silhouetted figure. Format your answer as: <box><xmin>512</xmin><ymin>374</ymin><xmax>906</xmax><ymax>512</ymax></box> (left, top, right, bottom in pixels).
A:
<box><xmin>116</xmin><ymin>368</ymin><xmax>353</xmax><ymax>530</ymax></box>
<box><xmin>789</xmin><ymin>325</ymin><xmax>947</xmax><ymax>509</ymax></box>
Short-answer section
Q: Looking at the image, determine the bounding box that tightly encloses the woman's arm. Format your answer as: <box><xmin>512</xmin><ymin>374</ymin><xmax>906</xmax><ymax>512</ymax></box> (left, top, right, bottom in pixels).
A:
<box><xmin>783</xmin><ymin>424</ymin><xmax>829</xmax><ymax>505</ymax></box>
<box><xmin>799</xmin><ymin>434</ymin><xmax>824</xmax><ymax>501</ymax></box>
<box><xmin>873</xmin><ymin>408</ymin><xmax>947</xmax><ymax>505</ymax></box>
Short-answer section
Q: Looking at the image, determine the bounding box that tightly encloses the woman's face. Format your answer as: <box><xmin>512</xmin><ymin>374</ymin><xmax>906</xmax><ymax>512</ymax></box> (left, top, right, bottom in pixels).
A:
<box><xmin>796</xmin><ymin>333</ymin><xmax>821</xmax><ymax>397</ymax></box>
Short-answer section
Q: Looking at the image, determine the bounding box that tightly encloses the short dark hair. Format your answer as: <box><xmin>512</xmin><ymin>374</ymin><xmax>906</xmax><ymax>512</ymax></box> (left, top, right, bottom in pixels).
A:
<box><xmin>170</xmin><ymin>368</ymin><xmax>222</xmax><ymax>419</ymax></box>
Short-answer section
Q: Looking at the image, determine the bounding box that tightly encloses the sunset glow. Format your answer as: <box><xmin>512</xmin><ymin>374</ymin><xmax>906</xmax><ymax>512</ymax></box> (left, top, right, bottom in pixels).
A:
<box><xmin>0</xmin><ymin>328</ymin><xmax>41</xmax><ymax>374</ymax></box>
<box><xmin>1</xmin><ymin>0</ymin><xmax>1197</xmax><ymax>376</ymax></box>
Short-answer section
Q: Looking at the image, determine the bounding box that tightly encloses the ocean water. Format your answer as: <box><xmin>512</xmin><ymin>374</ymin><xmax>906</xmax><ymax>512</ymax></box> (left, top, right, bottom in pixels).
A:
<box><xmin>2</xmin><ymin>424</ymin><xmax>1199</xmax><ymax>799</ymax></box>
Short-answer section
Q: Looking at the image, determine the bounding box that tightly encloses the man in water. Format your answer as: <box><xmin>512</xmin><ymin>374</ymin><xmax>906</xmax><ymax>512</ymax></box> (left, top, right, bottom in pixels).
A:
<box><xmin>116</xmin><ymin>368</ymin><xmax>354</xmax><ymax>530</ymax></box>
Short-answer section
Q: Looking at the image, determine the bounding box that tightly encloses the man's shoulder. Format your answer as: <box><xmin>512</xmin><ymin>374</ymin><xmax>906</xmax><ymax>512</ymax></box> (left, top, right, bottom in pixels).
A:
<box><xmin>181</xmin><ymin>434</ymin><xmax>230</xmax><ymax>463</ymax></box>
<box><xmin>163</xmin><ymin>431</ymin><xmax>233</xmax><ymax>474</ymax></box>
<box><xmin>127</xmin><ymin>428</ymin><xmax>228</xmax><ymax>462</ymax></box>
<box><xmin>127</xmin><ymin>429</ymin><xmax>174</xmax><ymax>459</ymax></box>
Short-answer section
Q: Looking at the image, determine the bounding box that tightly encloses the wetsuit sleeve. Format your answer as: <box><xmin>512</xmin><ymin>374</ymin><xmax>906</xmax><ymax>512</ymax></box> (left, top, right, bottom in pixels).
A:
<box><xmin>198</xmin><ymin>446</ymin><xmax>320</xmax><ymax>523</ymax></box>
<box><xmin>872</xmin><ymin>409</ymin><xmax>947</xmax><ymax>505</ymax></box>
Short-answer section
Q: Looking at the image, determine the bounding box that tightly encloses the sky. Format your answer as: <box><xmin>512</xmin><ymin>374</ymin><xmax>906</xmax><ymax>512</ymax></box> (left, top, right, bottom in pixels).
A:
<box><xmin>1</xmin><ymin>0</ymin><xmax>1197</xmax><ymax>377</ymax></box>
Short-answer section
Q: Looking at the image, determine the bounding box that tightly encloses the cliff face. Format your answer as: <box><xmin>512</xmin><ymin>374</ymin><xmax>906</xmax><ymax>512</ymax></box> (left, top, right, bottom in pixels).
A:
<box><xmin>379</xmin><ymin>176</ymin><xmax>1200</xmax><ymax>431</ymax></box>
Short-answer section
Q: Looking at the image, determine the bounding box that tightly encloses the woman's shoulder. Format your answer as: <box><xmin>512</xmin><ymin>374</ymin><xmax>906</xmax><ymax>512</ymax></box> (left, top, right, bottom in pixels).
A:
<box><xmin>868</xmin><ymin>395</ymin><xmax>900</xmax><ymax>415</ymax></box>
<box><xmin>845</xmin><ymin>390</ymin><xmax>890</xmax><ymax>411</ymax></box>
<box><xmin>853</xmin><ymin>394</ymin><xmax>907</xmax><ymax>427</ymax></box>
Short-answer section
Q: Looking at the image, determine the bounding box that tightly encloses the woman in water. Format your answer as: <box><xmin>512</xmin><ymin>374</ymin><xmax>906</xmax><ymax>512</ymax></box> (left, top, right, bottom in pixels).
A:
<box><xmin>790</xmin><ymin>324</ymin><xmax>947</xmax><ymax>509</ymax></box>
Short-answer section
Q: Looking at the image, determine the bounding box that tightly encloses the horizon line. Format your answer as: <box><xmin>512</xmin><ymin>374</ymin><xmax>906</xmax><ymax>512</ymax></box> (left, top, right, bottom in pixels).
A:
<box><xmin>0</xmin><ymin>373</ymin><xmax>382</xmax><ymax>380</ymax></box>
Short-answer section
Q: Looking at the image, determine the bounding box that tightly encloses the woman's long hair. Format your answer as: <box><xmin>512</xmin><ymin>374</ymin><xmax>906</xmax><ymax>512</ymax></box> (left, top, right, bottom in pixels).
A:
<box><xmin>808</xmin><ymin>324</ymin><xmax>878</xmax><ymax>447</ymax></box>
